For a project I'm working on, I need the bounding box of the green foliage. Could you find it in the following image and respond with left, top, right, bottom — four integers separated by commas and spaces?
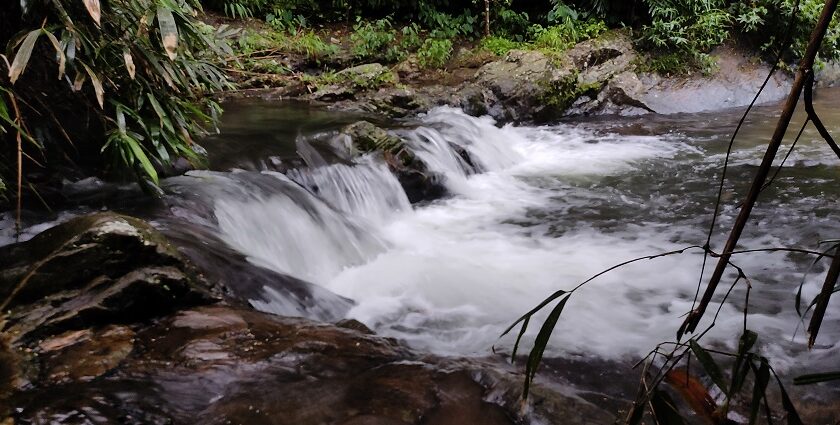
637, 0, 731, 74
419, 3, 480, 39
480, 36, 524, 56
636, 0, 840, 74
417, 38, 453, 68
494, 7, 531, 41
351, 18, 397, 60
530, 19, 607, 51
400, 23, 424, 51
293, 30, 340, 61
1, 0, 230, 192
349, 18, 425, 63
734, 0, 840, 64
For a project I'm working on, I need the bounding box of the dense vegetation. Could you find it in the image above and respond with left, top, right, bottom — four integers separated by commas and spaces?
0, 0, 230, 207
1, 0, 838, 204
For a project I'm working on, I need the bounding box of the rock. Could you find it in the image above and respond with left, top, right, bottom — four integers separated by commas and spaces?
365, 87, 430, 118
473, 49, 574, 122
341, 121, 404, 154
628, 46, 791, 114
395, 54, 422, 80
38, 325, 135, 385
0, 213, 219, 344
340, 121, 447, 203
470, 37, 639, 123
336, 63, 399, 88
2, 305, 615, 425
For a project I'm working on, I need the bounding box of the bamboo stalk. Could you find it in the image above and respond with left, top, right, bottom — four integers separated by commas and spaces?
681, 0, 840, 336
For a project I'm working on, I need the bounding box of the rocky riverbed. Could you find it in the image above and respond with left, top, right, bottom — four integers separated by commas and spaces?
0, 213, 628, 424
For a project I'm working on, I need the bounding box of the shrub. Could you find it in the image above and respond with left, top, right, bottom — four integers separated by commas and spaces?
530, 19, 607, 51
417, 38, 453, 68
351, 18, 398, 60
480, 36, 524, 56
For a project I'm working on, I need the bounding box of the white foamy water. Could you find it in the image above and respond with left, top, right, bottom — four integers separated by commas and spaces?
181, 107, 840, 367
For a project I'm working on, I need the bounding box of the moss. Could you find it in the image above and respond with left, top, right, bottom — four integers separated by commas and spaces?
536, 73, 604, 119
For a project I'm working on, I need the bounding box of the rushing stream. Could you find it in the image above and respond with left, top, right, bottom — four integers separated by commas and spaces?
4, 90, 840, 375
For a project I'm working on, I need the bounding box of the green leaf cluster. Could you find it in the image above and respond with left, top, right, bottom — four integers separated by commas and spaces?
1, 0, 231, 196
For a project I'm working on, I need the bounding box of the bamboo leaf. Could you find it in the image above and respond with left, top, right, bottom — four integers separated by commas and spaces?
749, 361, 770, 425
793, 371, 840, 385
157, 6, 179, 60
523, 294, 570, 398
9, 29, 42, 84
73, 71, 87, 91
123, 49, 136, 80
501, 290, 566, 338
730, 330, 757, 394
0, 93, 9, 123
774, 372, 803, 425
80, 63, 104, 108
82, 0, 101, 25
116, 108, 127, 135
510, 315, 530, 363
125, 136, 159, 184
689, 340, 728, 396
41, 30, 67, 80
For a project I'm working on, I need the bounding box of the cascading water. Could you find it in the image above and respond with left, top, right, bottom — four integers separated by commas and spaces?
186, 106, 839, 371
6, 102, 838, 371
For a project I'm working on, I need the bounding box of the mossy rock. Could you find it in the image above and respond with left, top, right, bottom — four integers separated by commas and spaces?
340, 121, 404, 156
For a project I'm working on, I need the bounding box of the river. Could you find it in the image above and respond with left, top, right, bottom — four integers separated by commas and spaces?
2, 89, 840, 379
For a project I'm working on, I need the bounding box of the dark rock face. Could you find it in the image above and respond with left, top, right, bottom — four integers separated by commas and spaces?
1, 304, 630, 425
0, 213, 219, 345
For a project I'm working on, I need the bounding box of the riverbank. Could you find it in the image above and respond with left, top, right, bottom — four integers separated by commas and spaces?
211, 14, 806, 124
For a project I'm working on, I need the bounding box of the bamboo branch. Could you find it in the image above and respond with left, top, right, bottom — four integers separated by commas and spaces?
680, 0, 840, 338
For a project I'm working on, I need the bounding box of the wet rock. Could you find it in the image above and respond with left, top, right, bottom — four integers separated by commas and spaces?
0, 213, 219, 344
4, 306, 564, 425
473, 49, 574, 122
365, 88, 430, 118
341, 121, 404, 154
335, 318, 375, 335
634, 46, 791, 114
469, 34, 642, 123
340, 121, 447, 203
39, 325, 135, 385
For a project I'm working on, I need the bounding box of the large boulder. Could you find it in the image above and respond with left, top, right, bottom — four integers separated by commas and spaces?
2, 305, 617, 424
0, 213, 219, 344
473, 49, 576, 122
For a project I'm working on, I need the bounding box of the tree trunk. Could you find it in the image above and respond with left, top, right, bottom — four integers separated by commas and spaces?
484, 0, 490, 37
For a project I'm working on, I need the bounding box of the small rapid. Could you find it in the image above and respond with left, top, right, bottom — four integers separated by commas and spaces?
5, 100, 838, 371
176, 105, 840, 370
